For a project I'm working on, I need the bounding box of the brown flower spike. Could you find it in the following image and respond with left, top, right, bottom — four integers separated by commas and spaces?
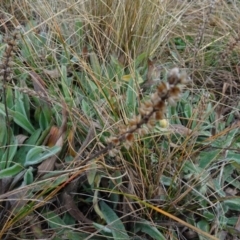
0, 31, 19, 83
107, 67, 188, 157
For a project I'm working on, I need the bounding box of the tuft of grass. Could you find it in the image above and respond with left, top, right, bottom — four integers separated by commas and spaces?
1, 0, 240, 239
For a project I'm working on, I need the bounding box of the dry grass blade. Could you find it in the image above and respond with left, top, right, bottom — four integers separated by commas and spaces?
37, 103, 67, 177
1, 0, 240, 238
105, 190, 219, 240
77, 125, 96, 156
29, 71, 48, 95
62, 191, 92, 224
169, 123, 195, 136
42, 68, 62, 79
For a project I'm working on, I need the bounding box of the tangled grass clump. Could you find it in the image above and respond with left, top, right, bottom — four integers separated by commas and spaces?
1, 0, 240, 239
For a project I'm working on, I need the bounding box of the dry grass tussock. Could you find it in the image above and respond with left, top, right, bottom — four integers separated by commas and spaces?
0, 0, 240, 239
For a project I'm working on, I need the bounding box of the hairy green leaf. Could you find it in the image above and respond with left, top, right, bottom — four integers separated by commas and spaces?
126, 79, 137, 113
100, 201, 129, 240
14, 128, 42, 166
42, 211, 65, 234
0, 163, 23, 179
197, 220, 210, 240
24, 145, 61, 167
13, 111, 35, 134
0, 116, 7, 146
223, 198, 240, 211
1, 136, 18, 168
199, 149, 221, 168
86, 160, 98, 185
65, 230, 107, 240
226, 151, 240, 164
134, 220, 166, 240
6, 87, 14, 109
90, 52, 101, 76
93, 174, 105, 220
23, 167, 34, 185
61, 65, 71, 98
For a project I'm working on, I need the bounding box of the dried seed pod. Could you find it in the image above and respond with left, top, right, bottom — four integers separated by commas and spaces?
125, 133, 134, 141
137, 127, 148, 136
157, 82, 168, 97
155, 111, 164, 120
106, 137, 119, 146
168, 97, 177, 106
109, 148, 119, 157
151, 92, 160, 104
139, 107, 147, 116
153, 100, 165, 111
169, 86, 181, 98
8, 40, 17, 46
167, 67, 180, 85
128, 115, 141, 126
